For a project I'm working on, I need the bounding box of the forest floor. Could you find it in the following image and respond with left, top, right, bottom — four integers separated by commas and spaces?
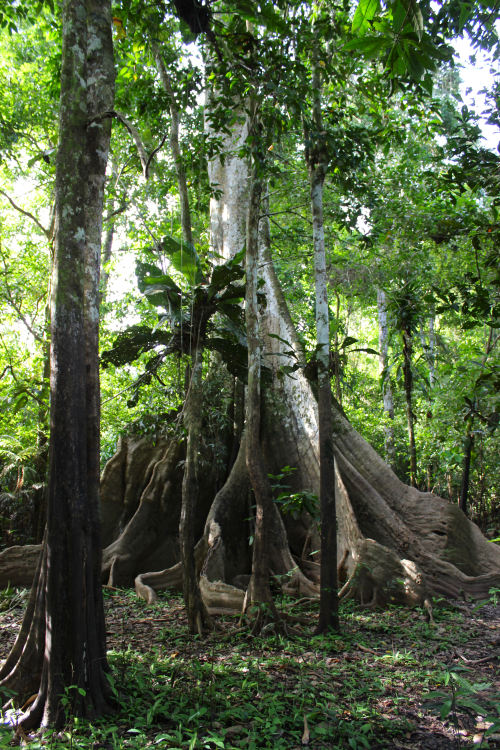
0, 587, 499, 749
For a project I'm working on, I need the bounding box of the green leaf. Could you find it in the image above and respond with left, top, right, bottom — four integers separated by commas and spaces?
341, 336, 359, 349
136, 262, 183, 311
352, 0, 381, 33
161, 235, 204, 285
209, 260, 244, 296
343, 35, 388, 58
440, 699, 453, 719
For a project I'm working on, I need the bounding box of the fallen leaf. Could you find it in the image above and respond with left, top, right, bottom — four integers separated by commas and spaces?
225, 725, 246, 737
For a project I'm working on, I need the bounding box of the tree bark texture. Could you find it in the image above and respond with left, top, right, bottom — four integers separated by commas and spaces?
244, 153, 280, 630
307, 61, 339, 632
181, 348, 212, 632
0, 0, 115, 728
377, 289, 396, 468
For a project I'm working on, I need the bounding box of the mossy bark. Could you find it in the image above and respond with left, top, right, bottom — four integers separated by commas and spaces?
0, 0, 115, 728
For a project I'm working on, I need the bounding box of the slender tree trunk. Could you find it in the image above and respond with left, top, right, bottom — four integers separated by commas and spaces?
459, 419, 474, 517
154, 47, 193, 246
402, 327, 417, 487
245, 143, 279, 632
181, 346, 212, 633
306, 61, 338, 633
377, 289, 396, 468
421, 315, 435, 491
332, 292, 342, 405
0, 0, 114, 728
155, 42, 210, 630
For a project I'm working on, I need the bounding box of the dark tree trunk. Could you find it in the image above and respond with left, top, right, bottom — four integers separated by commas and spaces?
306, 59, 339, 633
0, 0, 115, 728
245, 153, 280, 632
181, 348, 212, 633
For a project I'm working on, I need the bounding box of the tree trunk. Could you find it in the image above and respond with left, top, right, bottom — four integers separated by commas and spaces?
459, 420, 474, 517
181, 348, 212, 633
420, 315, 436, 491
245, 144, 280, 632
377, 289, 396, 468
306, 60, 338, 633
155, 42, 210, 631
0, 0, 115, 728
402, 327, 417, 487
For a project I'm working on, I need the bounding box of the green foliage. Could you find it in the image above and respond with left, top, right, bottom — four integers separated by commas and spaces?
3, 592, 492, 748
102, 244, 253, 391
425, 668, 500, 741
0, 0, 498, 540
268, 466, 319, 519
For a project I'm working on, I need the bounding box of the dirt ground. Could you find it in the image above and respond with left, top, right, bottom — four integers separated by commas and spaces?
0, 588, 499, 749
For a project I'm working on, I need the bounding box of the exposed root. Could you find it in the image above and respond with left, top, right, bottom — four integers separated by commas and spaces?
134, 562, 183, 603
199, 574, 245, 614
0, 545, 41, 588
337, 539, 429, 609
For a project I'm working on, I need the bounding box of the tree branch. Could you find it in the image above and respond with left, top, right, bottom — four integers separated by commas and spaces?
0, 190, 50, 238
88, 111, 166, 179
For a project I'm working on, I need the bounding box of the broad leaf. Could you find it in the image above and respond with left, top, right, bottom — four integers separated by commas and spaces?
352, 0, 380, 33
161, 235, 204, 285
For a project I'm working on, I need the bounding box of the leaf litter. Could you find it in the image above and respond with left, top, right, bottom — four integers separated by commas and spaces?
0, 588, 498, 748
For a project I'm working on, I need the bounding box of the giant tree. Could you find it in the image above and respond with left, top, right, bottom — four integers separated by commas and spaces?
1, 0, 499, 622
81, 0, 500, 611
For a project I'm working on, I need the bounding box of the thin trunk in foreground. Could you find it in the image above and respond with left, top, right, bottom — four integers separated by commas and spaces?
306, 60, 339, 633
377, 289, 396, 469
402, 326, 417, 487
245, 138, 280, 633
181, 346, 213, 633
155, 41, 210, 631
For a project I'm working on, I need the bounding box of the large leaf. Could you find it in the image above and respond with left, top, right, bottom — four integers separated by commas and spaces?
206, 336, 248, 381
136, 261, 183, 312
209, 262, 245, 297
352, 0, 380, 33
160, 235, 204, 286
342, 35, 389, 57
101, 325, 172, 369
391, 0, 423, 40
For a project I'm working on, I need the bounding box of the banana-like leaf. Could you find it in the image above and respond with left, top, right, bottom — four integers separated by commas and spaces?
161, 235, 205, 286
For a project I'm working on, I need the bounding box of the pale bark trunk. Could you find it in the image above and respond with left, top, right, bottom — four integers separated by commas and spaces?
420, 315, 436, 491
402, 328, 417, 487
206, 95, 249, 262
459, 421, 474, 517
377, 289, 396, 468
307, 61, 338, 632
154, 47, 193, 246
